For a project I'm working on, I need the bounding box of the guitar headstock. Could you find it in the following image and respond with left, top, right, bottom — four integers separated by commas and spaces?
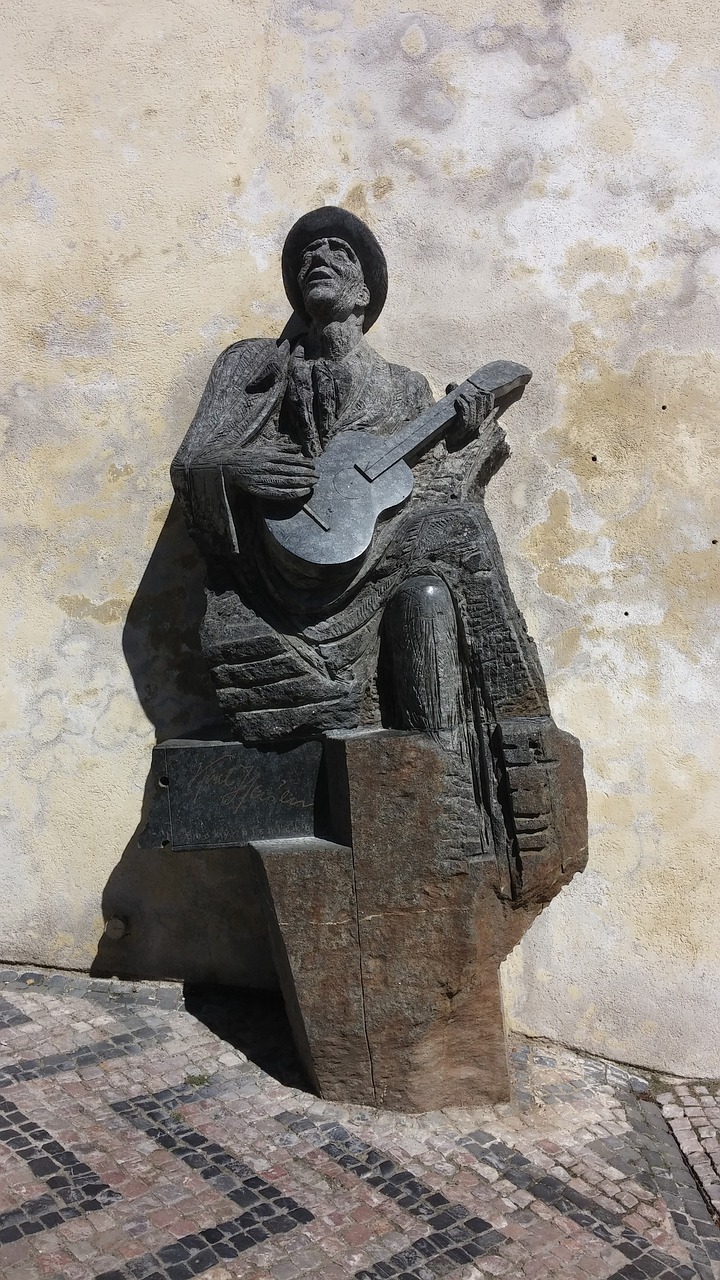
467, 360, 532, 400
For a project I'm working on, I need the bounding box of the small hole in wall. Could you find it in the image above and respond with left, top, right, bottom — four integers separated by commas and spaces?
591, 454, 597, 462
713, 539, 718, 545
661, 404, 667, 410
159, 775, 169, 787
624, 611, 629, 617
161, 839, 170, 848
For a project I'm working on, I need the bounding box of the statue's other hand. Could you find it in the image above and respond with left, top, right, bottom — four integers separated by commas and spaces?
445, 386, 491, 452
226, 443, 318, 501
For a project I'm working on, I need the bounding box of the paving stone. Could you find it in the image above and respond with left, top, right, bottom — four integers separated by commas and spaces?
0, 967, 718, 1279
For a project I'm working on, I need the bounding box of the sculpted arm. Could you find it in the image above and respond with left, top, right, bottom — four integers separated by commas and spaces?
173, 340, 318, 508
225, 442, 317, 501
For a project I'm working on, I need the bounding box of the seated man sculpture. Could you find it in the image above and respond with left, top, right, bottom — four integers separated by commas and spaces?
171, 206, 585, 907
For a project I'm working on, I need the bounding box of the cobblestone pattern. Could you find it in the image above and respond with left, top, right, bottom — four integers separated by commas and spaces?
0, 999, 31, 1031
659, 1087, 720, 1224
0, 965, 718, 1280
461, 1128, 699, 1280
94, 1084, 314, 1278
278, 1114, 507, 1274
0, 1091, 121, 1247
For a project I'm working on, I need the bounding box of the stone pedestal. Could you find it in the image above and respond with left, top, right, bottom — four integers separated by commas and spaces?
141, 725, 586, 1110
250, 837, 372, 1102
252, 729, 576, 1110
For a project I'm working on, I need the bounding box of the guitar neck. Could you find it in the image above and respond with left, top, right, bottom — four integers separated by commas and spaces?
357, 359, 531, 483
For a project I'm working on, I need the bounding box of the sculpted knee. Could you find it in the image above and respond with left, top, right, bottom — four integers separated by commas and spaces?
386, 574, 455, 630
380, 575, 463, 738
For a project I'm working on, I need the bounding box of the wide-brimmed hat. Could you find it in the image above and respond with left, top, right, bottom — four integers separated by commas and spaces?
281, 205, 388, 332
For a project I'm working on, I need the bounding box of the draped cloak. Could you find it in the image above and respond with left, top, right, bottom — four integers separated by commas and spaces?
171, 333, 550, 745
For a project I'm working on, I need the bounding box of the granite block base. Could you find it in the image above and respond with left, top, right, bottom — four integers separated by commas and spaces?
140, 727, 585, 1110
252, 730, 549, 1110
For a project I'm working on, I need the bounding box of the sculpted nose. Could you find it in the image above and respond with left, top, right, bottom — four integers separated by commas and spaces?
306, 240, 333, 268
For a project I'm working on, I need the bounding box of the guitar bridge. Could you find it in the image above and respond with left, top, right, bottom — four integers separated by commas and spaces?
303, 503, 331, 532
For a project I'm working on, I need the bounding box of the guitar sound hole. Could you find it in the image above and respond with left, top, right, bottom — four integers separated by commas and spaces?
333, 467, 366, 497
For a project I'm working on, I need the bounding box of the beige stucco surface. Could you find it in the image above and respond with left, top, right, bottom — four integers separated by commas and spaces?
1, 0, 718, 1073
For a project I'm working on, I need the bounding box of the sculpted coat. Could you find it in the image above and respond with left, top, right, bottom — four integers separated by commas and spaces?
171, 332, 549, 742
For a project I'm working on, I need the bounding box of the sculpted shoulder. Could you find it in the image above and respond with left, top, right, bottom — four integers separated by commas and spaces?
209, 336, 286, 389
388, 360, 435, 415
172, 337, 291, 474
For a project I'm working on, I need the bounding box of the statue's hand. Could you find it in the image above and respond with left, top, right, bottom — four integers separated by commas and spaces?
445, 385, 492, 452
226, 443, 318, 501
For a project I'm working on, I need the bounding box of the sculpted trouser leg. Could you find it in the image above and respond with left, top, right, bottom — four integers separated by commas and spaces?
380, 575, 466, 752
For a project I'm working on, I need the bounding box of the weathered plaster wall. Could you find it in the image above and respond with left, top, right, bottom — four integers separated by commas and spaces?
1, 0, 718, 1072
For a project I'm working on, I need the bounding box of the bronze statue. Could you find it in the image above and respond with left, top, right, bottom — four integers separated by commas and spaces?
171, 205, 585, 908
151, 206, 588, 1106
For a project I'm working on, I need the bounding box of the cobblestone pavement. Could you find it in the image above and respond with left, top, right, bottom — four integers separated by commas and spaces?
658, 1089, 720, 1220
0, 968, 718, 1280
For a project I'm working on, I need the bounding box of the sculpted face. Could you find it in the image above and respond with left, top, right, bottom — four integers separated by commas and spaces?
297, 236, 370, 324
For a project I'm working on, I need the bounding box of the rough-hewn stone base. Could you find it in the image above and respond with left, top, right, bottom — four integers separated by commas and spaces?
252, 729, 580, 1110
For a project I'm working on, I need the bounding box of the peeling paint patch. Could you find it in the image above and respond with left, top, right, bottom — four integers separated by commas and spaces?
27, 176, 58, 224
57, 596, 129, 625
42, 309, 114, 360
519, 80, 571, 118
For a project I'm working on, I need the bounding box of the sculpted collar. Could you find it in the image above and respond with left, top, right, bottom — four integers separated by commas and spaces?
284, 339, 381, 455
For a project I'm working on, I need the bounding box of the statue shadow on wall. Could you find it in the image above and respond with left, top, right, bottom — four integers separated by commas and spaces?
91, 500, 303, 1087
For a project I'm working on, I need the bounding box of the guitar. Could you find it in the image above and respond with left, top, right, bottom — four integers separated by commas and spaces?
263, 359, 531, 579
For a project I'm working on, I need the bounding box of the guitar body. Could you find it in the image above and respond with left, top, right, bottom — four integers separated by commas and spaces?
264, 430, 414, 576
262, 359, 531, 582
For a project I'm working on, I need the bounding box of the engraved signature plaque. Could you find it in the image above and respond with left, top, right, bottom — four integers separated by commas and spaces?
139, 738, 323, 851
